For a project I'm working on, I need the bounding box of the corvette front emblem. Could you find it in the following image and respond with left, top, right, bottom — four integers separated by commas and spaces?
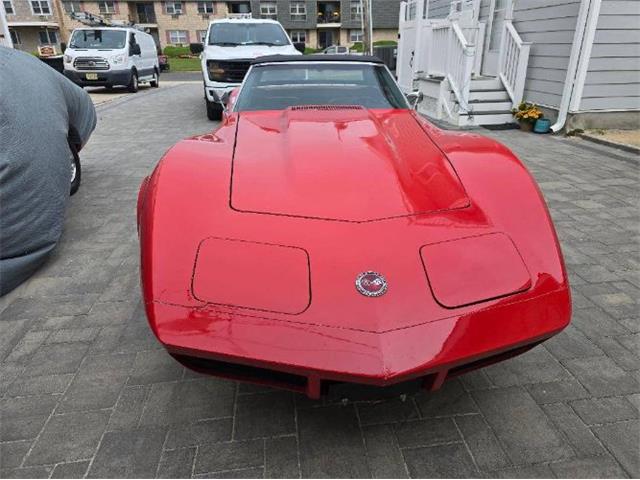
355, 271, 388, 297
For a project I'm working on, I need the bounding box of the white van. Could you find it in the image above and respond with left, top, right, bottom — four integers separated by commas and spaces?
200, 16, 303, 120
64, 27, 159, 92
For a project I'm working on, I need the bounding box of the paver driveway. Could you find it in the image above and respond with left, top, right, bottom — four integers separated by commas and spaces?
1, 82, 638, 479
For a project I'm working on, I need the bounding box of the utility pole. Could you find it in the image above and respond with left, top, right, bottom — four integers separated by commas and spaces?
361, 0, 373, 55
0, 0, 14, 48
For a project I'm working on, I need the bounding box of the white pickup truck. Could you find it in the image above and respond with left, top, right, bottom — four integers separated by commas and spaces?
198, 15, 304, 120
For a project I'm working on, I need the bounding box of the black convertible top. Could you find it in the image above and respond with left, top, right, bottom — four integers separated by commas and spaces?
251, 54, 383, 65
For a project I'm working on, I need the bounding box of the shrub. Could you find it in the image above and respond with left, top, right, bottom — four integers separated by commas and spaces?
304, 47, 320, 54
163, 45, 190, 57
374, 40, 397, 46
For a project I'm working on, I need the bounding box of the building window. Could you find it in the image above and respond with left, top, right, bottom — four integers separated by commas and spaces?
350, 0, 362, 21
31, 0, 51, 14
259, 1, 277, 18
168, 29, 187, 44
290, 1, 306, 21
63, 1, 81, 13
197, 29, 206, 43
165, 1, 182, 14
289, 30, 306, 43
3, 0, 14, 14
9, 29, 20, 44
38, 29, 58, 44
98, 0, 115, 13
197, 1, 213, 14
349, 29, 363, 42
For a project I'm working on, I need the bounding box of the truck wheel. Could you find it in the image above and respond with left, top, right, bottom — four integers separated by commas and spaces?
127, 71, 139, 93
70, 153, 81, 196
206, 98, 223, 121
150, 70, 159, 88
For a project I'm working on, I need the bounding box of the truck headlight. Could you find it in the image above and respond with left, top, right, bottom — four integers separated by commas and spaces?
111, 53, 125, 65
207, 61, 225, 81
64, 55, 72, 63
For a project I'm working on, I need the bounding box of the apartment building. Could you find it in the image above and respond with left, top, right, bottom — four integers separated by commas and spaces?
247, 0, 401, 49
2, 0, 65, 52
1, 0, 400, 52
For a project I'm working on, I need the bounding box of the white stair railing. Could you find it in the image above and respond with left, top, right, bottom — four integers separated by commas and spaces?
497, 21, 531, 108
446, 21, 476, 113
428, 22, 450, 77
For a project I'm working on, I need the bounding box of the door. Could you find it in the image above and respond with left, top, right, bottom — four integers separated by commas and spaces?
481, 0, 510, 76
318, 31, 334, 49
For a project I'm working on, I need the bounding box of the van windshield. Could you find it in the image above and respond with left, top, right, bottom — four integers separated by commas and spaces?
208, 23, 289, 46
69, 30, 126, 49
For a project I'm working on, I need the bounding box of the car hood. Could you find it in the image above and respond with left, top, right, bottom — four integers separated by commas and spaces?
203, 44, 300, 60
230, 107, 470, 222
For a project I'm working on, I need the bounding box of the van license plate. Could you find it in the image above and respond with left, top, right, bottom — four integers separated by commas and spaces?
85, 73, 98, 80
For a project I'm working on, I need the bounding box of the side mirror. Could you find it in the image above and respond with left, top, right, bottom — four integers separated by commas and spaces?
293, 42, 305, 54
190, 42, 204, 54
130, 44, 141, 56
406, 90, 423, 109
218, 90, 231, 112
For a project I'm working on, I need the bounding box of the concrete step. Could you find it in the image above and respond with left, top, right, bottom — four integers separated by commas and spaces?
469, 90, 510, 102
469, 77, 502, 91
466, 101, 513, 113
457, 111, 515, 126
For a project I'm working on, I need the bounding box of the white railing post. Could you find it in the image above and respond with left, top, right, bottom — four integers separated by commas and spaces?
513, 41, 531, 105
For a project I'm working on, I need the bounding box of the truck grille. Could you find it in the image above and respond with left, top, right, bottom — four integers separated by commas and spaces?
208, 59, 250, 83
73, 57, 110, 71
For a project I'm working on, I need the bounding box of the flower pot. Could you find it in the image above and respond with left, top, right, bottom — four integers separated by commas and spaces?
518, 121, 535, 132
534, 118, 551, 133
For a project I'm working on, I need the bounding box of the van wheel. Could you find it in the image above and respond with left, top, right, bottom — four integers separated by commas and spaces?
206, 98, 222, 121
70, 153, 81, 196
150, 70, 159, 88
127, 71, 139, 93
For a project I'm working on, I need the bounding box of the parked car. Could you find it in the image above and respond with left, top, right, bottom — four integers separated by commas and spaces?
63, 27, 159, 92
137, 55, 571, 399
197, 16, 303, 121
322, 45, 349, 54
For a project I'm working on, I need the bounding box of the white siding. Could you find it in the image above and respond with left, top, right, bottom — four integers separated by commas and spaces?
427, 0, 451, 18
513, 0, 582, 109
580, 0, 640, 111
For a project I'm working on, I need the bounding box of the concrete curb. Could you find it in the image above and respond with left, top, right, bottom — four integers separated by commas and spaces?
577, 132, 640, 155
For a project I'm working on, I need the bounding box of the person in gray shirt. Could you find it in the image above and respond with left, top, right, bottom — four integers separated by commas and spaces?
0, 46, 97, 296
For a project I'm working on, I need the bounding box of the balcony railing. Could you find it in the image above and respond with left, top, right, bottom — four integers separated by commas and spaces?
317, 13, 340, 23
137, 12, 156, 23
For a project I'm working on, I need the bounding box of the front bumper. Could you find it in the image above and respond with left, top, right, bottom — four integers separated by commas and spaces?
146, 287, 571, 398
203, 81, 239, 102
64, 69, 132, 87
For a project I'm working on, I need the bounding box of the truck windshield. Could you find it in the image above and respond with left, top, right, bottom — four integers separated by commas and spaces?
69, 30, 126, 49
235, 63, 409, 111
208, 23, 289, 46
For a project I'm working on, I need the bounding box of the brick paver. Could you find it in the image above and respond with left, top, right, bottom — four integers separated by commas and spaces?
1, 83, 638, 478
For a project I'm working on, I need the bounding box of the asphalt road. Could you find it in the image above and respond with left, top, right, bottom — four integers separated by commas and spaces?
0, 82, 638, 478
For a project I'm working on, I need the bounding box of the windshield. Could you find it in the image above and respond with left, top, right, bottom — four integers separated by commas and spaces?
69, 30, 126, 49
208, 23, 289, 46
235, 63, 409, 111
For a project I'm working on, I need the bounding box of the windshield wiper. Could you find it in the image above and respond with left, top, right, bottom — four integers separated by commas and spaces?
210, 42, 240, 46
242, 41, 281, 46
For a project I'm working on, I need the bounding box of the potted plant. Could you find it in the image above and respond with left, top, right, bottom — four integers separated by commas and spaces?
512, 101, 543, 132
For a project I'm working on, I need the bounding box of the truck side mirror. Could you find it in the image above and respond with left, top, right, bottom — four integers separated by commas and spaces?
293, 42, 305, 54
406, 91, 423, 109
190, 42, 204, 55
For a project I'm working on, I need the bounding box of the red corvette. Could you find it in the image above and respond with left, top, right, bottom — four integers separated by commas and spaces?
137, 56, 571, 399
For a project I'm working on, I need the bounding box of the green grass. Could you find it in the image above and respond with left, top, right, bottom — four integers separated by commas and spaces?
168, 57, 201, 71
